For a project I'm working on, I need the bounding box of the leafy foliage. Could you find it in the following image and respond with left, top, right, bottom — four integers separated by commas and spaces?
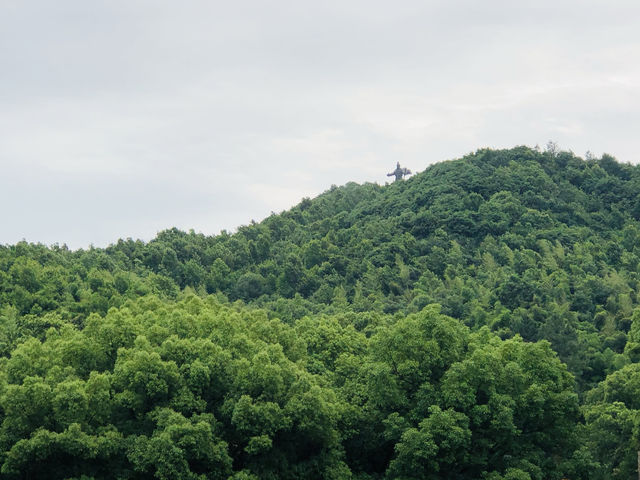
2, 146, 640, 477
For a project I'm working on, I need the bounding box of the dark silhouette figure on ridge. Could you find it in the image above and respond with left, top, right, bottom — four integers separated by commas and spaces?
388, 162, 411, 181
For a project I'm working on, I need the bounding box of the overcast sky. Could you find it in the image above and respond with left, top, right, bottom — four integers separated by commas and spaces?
1, 0, 639, 248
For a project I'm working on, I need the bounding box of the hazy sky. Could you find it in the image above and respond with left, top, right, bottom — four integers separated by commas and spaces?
2, 0, 639, 248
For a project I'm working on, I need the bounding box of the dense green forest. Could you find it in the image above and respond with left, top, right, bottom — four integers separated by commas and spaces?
2, 146, 640, 478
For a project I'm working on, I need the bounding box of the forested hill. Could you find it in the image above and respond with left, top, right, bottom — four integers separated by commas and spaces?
2, 146, 640, 478
4, 146, 640, 380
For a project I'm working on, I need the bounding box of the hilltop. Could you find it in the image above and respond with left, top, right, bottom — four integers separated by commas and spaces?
4, 147, 640, 380
2, 146, 640, 478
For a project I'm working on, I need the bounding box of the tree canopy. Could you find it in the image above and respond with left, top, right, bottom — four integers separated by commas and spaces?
2, 145, 640, 478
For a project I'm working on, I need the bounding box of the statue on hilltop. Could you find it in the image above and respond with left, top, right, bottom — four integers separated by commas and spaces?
387, 162, 411, 181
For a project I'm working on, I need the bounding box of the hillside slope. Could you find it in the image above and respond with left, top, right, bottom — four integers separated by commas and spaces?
2, 146, 640, 478
4, 147, 640, 384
